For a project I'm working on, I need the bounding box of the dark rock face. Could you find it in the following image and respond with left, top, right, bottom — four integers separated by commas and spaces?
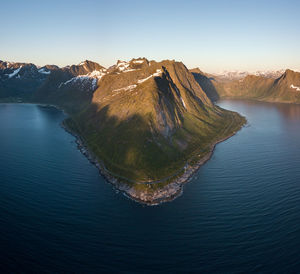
190, 68, 220, 102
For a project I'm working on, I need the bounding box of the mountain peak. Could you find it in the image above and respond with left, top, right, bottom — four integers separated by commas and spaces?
78, 60, 100, 66
277, 69, 300, 86
109, 58, 151, 73
189, 67, 204, 75
280, 69, 300, 79
284, 69, 296, 76
65, 60, 105, 76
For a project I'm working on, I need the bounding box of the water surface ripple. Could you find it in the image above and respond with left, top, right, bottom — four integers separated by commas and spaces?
0, 101, 300, 273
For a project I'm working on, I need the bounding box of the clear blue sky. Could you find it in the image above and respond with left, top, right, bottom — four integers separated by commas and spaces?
1, 0, 299, 72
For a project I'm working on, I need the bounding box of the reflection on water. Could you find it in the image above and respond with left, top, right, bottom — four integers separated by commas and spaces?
219, 98, 300, 120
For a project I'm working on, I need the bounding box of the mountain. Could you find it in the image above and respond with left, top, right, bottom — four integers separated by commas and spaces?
191, 68, 300, 104
0, 61, 53, 100
253, 70, 285, 78
33, 60, 107, 112
0, 59, 106, 106
267, 69, 300, 103
209, 69, 285, 81
65, 58, 245, 203
210, 70, 249, 81
0, 58, 245, 204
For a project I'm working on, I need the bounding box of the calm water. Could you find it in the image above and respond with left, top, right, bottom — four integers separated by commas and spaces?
0, 101, 300, 273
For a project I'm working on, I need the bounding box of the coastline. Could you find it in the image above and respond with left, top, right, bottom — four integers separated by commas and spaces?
218, 96, 300, 105
0, 101, 246, 205
0, 102, 68, 116
61, 117, 247, 206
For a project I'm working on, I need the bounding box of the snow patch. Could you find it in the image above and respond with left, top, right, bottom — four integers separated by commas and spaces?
153, 69, 162, 77
123, 69, 136, 73
180, 97, 186, 109
88, 69, 107, 78
59, 69, 106, 90
38, 68, 51, 75
137, 69, 162, 84
59, 75, 98, 90
290, 84, 300, 91
113, 84, 137, 93
6, 66, 22, 78
133, 60, 144, 64
115, 60, 143, 72
137, 75, 153, 84
116, 61, 130, 72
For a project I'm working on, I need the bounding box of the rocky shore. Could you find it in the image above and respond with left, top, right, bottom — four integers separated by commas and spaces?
62, 119, 246, 206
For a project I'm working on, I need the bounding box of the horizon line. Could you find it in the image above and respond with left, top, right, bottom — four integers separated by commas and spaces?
1, 57, 299, 74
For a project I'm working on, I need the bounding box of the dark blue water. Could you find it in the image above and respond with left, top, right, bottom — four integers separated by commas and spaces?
0, 101, 300, 273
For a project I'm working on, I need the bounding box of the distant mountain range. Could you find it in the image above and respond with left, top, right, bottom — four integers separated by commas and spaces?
208, 70, 286, 81
0, 58, 245, 204
191, 68, 300, 104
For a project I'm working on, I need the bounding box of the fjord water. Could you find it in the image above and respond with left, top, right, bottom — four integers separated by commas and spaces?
0, 101, 300, 273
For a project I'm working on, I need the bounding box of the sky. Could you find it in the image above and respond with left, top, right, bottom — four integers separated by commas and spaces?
1, 0, 300, 73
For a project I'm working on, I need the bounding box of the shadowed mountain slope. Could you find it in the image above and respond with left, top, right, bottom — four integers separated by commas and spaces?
190, 68, 220, 102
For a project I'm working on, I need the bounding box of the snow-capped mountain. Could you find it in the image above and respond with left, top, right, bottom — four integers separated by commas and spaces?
0, 61, 52, 80
0, 59, 111, 100
212, 69, 286, 80
212, 71, 249, 80
0, 61, 56, 98
58, 61, 107, 92
107, 58, 149, 73
253, 70, 285, 78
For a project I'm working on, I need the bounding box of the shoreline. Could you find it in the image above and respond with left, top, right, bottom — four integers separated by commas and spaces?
218, 96, 300, 105
0, 101, 246, 205
61, 118, 247, 206
0, 102, 68, 116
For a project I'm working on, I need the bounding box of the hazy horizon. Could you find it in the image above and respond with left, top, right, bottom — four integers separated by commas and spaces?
1, 0, 300, 73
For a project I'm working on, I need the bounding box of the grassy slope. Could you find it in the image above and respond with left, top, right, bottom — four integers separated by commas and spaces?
66, 105, 244, 188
